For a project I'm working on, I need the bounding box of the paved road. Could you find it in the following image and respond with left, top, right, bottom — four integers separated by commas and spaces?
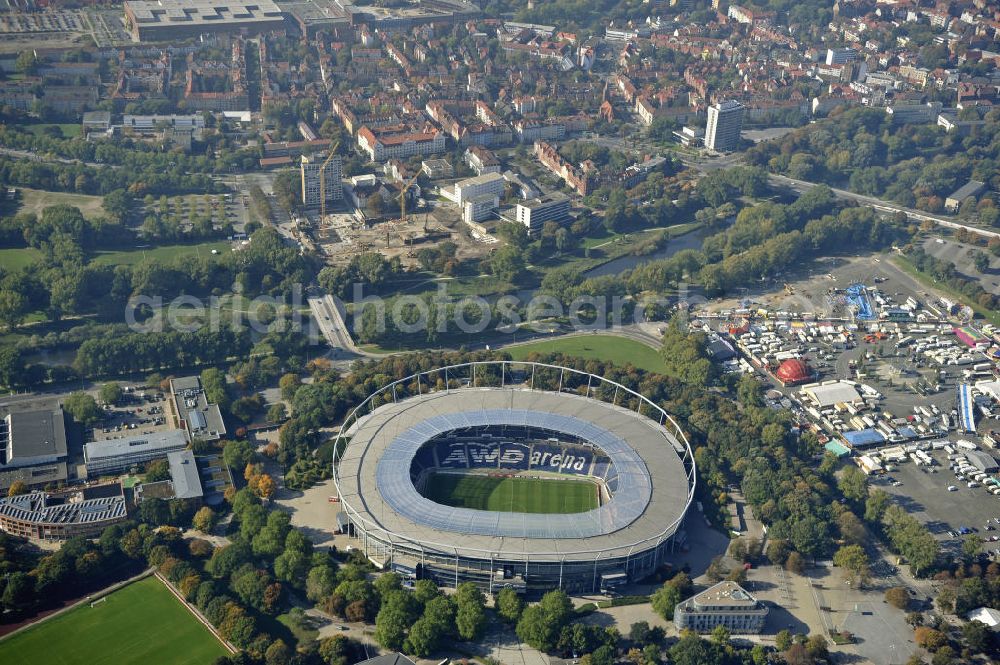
578, 132, 999, 241
767, 173, 1000, 240
307, 294, 379, 360
922, 236, 1000, 295
0, 146, 114, 170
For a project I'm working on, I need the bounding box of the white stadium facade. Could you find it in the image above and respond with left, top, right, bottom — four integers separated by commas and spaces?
332, 362, 696, 594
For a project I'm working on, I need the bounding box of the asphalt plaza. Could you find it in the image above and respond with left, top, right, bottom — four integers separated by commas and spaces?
874, 448, 1000, 558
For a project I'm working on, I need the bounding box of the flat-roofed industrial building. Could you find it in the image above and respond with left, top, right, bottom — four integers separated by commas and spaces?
170, 376, 227, 441
134, 449, 205, 503
0, 398, 69, 493
124, 1, 285, 42
84, 430, 189, 476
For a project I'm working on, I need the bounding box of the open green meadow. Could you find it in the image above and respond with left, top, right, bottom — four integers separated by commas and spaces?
0, 576, 228, 665
23, 124, 82, 138
507, 334, 667, 374
426, 473, 599, 513
17, 187, 105, 220
0, 247, 44, 271
91, 241, 231, 266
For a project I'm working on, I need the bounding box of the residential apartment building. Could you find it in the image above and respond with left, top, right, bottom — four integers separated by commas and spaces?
674, 581, 769, 634
300, 153, 343, 207
357, 126, 446, 162
465, 146, 502, 175
705, 100, 745, 152
533, 141, 594, 196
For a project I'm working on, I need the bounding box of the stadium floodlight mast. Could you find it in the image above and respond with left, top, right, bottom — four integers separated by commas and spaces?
330, 361, 697, 593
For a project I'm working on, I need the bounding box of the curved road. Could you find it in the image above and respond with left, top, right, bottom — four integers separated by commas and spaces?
767, 173, 1000, 240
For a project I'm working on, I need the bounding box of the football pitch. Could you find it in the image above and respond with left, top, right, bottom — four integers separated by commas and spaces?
0, 576, 228, 665
426, 473, 599, 513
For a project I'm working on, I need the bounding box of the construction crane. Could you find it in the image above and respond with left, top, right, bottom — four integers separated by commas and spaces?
318, 140, 340, 221
388, 172, 421, 248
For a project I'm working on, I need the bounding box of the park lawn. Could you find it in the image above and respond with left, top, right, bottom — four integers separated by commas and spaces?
276, 612, 319, 645
91, 241, 231, 266
581, 229, 625, 249
18, 187, 105, 220
507, 334, 667, 374
426, 473, 599, 513
0, 247, 44, 270
534, 222, 703, 276
0, 575, 228, 665
23, 123, 82, 138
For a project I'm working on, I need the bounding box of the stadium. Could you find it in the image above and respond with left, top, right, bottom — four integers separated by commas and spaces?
333, 361, 696, 594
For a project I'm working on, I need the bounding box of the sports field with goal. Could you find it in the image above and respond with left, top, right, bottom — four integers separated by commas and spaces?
425, 473, 600, 513
0, 576, 228, 665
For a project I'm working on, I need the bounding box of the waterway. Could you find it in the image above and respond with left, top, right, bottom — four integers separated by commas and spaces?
581, 224, 712, 279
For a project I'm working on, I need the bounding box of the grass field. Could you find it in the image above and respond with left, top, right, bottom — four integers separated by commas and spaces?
23, 124, 82, 138
426, 473, 599, 513
0, 576, 228, 665
507, 334, 667, 374
0, 247, 44, 270
91, 241, 231, 266
17, 187, 105, 220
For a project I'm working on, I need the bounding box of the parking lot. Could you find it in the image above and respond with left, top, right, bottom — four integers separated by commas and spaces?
0, 10, 85, 33
922, 236, 1000, 296
139, 194, 249, 239
89, 388, 175, 444
875, 448, 1000, 559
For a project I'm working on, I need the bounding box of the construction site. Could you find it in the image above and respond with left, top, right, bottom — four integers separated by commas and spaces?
271, 140, 501, 268
302, 195, 499, 269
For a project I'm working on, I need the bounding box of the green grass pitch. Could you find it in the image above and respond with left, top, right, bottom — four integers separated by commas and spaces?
0, 576, 228, 665
426, 473, 599, 513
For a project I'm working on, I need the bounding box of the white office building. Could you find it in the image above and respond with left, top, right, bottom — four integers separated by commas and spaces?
515, 192, 571, 235
122, 114, 206, 131
674, 581, 769, 634
826, 48, 859, 66
705, 100, 745, 152
84, 430, 189, 476
885, 101, 944, 125
463, 194, 498, 224
453, 172, 505, 206
300, 153, 343, 207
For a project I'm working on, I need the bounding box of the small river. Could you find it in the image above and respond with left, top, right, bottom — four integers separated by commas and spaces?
581, 225, 712, 279
514, 224, 716, 303
24, 347, 77, 367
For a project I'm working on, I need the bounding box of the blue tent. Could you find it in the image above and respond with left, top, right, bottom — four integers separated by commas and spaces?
842, 429, 885, 448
